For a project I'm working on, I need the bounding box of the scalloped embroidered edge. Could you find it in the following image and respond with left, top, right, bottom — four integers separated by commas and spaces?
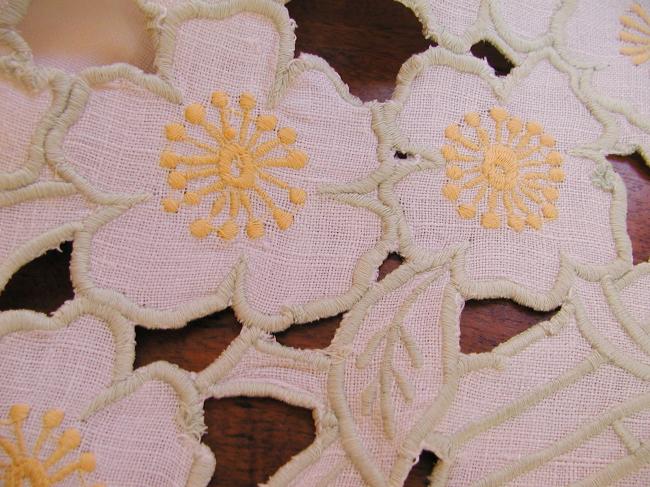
0, 297, 216, 487
82, 361, 216, 487
551, 0, 650, 165
393, 0, 522, 64
393, 0, 650, 166
0, 56, 72, 190
420, 266, 650, 485
375, 45, 632, 311
43, 0, 395, 332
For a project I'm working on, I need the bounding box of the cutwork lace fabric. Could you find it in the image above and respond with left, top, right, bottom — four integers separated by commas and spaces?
0, 0, 649, 486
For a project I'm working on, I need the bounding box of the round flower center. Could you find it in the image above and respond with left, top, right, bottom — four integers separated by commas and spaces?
218, 145, 256, 189
159, 92, 309, 241
441, 107, 565, 232
481, 144, 518, 191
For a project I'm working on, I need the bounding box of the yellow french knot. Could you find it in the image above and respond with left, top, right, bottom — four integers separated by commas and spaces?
0, 404, 104, 487
160, 92, 309, 241
441, 107, 564, 232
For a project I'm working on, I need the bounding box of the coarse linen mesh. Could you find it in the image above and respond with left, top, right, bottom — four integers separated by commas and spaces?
267, 266, 461, 486
435, 323, 595, 436
427, 0, 480, 38
80, 380, 195, 487
60, 11, 383, 318
0, 314, 115, 420
619, 272, 650, 327
624, 410, 650, 444
392, 60, 618, 298
443, 364, 650, 485
0, 77, 50, 177
1, 0, 650, 486
0, 193, 89, 263
577, 279, 650, 368
211, 339, 328, 407
493, 0, 561, 41
286, 441, 367, 487
493, 428, 628, 486
421, 273, 650, 486
0, 306, 205, 487
340, 270, 452, 476
564, 0, 650, 155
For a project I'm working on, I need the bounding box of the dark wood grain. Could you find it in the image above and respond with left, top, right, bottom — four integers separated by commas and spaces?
6, 1, 650, 486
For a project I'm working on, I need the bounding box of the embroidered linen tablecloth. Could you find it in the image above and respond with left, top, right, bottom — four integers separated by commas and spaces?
0, 0, 650, 486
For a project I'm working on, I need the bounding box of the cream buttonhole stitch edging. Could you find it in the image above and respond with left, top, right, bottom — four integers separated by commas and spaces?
0, 298, 216, 487
44, 0, 395, 333
204, 256, 650, 486
552, 0, 650, 164
377, 45, 631, 312
0, 38, 138, 299
0, 0, 649, 486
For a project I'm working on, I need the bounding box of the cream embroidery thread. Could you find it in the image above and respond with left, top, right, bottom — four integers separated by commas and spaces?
619, 3, 650, 65
356, 272, 440, 440
160, 91, 308, 241
441, 107, 565, 232
0, 404, 103, 487
0, 0, 644, 487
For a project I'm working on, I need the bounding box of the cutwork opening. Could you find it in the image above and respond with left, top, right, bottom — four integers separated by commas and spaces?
607, 152, 650, 263
378, 252, 405, 281
18, 0, 155, 72
395, 150, 410, 160
460, 299, 557, 353
287, 0, 431, 101
405, 450, 438, 487
0, 241, 73, 313
204, 397, 315, 486
470, 41, 514, 76
274, 313, 342, 349
135, 309, 241, 371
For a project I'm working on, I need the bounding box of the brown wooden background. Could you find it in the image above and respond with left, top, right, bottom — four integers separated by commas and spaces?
4, 1, 650, 485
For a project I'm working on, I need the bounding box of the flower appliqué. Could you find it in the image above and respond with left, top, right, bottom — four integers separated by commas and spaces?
441, 107, 565, 232
619, 3, 650, 65
160, 92, 309, 241
1, 404, 102, 487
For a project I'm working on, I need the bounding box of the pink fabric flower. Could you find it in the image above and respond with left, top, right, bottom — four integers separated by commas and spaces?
558, 0, 650, 162
0, 45, 103, 296
0, 298, 214, 487
49, 2, 390, 330
381, 46, 631, 310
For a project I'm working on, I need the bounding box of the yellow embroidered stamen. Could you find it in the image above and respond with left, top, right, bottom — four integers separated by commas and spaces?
160, 92, 308, 241
0, 404, 103, 487
619, 3, 650, 64
440, 107, 564, 232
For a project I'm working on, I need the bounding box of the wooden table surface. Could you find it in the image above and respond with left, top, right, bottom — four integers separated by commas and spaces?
4, 0, 650, 485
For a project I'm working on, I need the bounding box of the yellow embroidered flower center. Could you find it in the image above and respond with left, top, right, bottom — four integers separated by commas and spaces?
481, 145, 519, 191
441, 107, 564, 232
0, 404, 103, 487
619, 3, 650, 65
160, 91, 309, 241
